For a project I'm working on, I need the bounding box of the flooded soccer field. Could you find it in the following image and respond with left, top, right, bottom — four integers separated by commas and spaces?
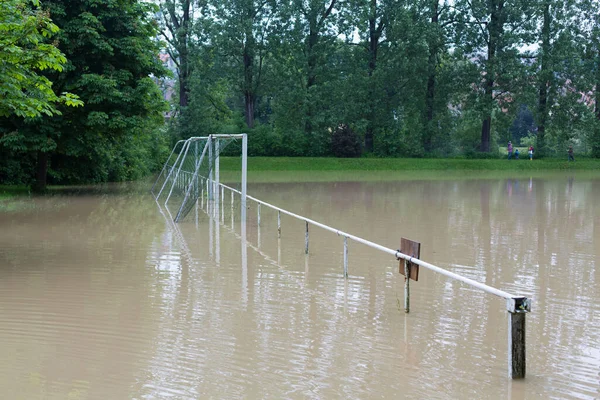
1, 172, 599, 399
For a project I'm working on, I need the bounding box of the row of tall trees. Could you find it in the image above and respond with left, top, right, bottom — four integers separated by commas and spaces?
2, 0, 599, 189
0, 0, 169, 190
161, 0, 600, 157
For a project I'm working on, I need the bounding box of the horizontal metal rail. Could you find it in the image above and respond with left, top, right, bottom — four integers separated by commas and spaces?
216, 182, 520, 301
190, 171, 530, 379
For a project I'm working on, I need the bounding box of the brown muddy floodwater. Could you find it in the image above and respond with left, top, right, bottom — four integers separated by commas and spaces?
1, 173, 600, 399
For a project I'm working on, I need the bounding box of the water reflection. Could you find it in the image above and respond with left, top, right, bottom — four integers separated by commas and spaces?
1, 176, 600, 398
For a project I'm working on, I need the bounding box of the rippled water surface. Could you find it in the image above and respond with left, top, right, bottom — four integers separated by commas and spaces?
1, 174, 600, 399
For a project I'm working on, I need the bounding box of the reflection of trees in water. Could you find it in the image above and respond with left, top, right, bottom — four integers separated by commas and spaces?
131, 178, 599, 394
0, 190, 176, 398
594, 180, 600, 285
252, 177, 596, 276
249, 177, 600, 385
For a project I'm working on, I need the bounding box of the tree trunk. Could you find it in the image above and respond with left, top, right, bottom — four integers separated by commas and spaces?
480, 0, 503, 153
480, 66, 494, 153
33, 151, 48, 193
245, 90, 255, 129
481, 54, 494, 153
243, 3, 256, 130
536, 1, 551, 158
304, 28, 318, 136
593, 49, 600, 157
480, 116, 492, 152
172, 0, 190, 108
365, 0, 380, 153
424, 0, 440, 152
179, 63, 188, 107
243, 39, 255, 129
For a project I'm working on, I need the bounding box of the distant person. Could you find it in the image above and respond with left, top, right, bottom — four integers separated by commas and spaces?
568, 146, 575, 162
507, 141, 513, 159
528, 146, 534, 160
514, 149, 520, 159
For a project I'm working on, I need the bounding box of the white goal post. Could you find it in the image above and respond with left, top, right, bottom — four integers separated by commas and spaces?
151, 134, 247, 222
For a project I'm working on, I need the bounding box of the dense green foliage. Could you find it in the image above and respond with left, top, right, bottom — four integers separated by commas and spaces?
0, 0, 168, 190
161, 0, 600, 158
0, 0, 82, 118
331, 124, 362, 157
2, 0, 599, 191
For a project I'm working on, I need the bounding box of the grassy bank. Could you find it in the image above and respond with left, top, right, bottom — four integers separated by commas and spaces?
0, 185, 32, 212
0, 185, 30, 200
2, 157, 598, 198
0, 182, 144, 203
219, 156, 600, 172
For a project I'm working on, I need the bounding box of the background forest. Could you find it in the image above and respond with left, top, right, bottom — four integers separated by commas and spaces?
2, 0, 600, 189
161, 0, 600, 159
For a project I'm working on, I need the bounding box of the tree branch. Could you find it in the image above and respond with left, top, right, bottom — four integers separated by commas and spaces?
319, 0, 337, 27
166, 47, 180, 69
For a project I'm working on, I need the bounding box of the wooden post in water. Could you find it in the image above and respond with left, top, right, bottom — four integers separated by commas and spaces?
507, 297, 530, 379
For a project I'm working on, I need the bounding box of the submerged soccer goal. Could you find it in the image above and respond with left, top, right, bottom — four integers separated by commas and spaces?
151, 134, 247, 222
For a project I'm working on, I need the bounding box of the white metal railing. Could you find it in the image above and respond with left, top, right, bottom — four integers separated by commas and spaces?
197, 178, 530, 379
216, 182, 518, 297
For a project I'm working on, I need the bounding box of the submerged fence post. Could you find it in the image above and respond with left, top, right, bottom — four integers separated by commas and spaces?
507, 297, 530, 379
343, 236, 348, 278
305, 221, 309, 254
404, 260, 410, 313
257, 203, 262, 248
277, 236, 281, 265
399, 238, 421, 314
277, 211, 281, 238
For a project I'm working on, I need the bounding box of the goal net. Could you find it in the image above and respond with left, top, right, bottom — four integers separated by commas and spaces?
151, 134, 247, 222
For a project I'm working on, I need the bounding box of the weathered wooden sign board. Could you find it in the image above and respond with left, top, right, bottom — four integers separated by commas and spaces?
399, 238, 421, 281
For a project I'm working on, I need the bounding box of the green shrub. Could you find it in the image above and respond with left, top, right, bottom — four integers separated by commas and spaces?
331, 124, 362, 157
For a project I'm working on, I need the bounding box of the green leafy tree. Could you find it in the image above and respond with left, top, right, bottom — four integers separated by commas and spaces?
287, 0, 338, 135
418, 0, 458, 153
8, 0, 168, 191
342, 0, 394, 153
211, 0, 281, 129
158, 0, 194, 110
529, 0, 583, 157
588, 3, 600, 156
265, 0, 342, 154
455, 0, 535, 152
340, 0, 431, 155
0, 0, 82, 118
